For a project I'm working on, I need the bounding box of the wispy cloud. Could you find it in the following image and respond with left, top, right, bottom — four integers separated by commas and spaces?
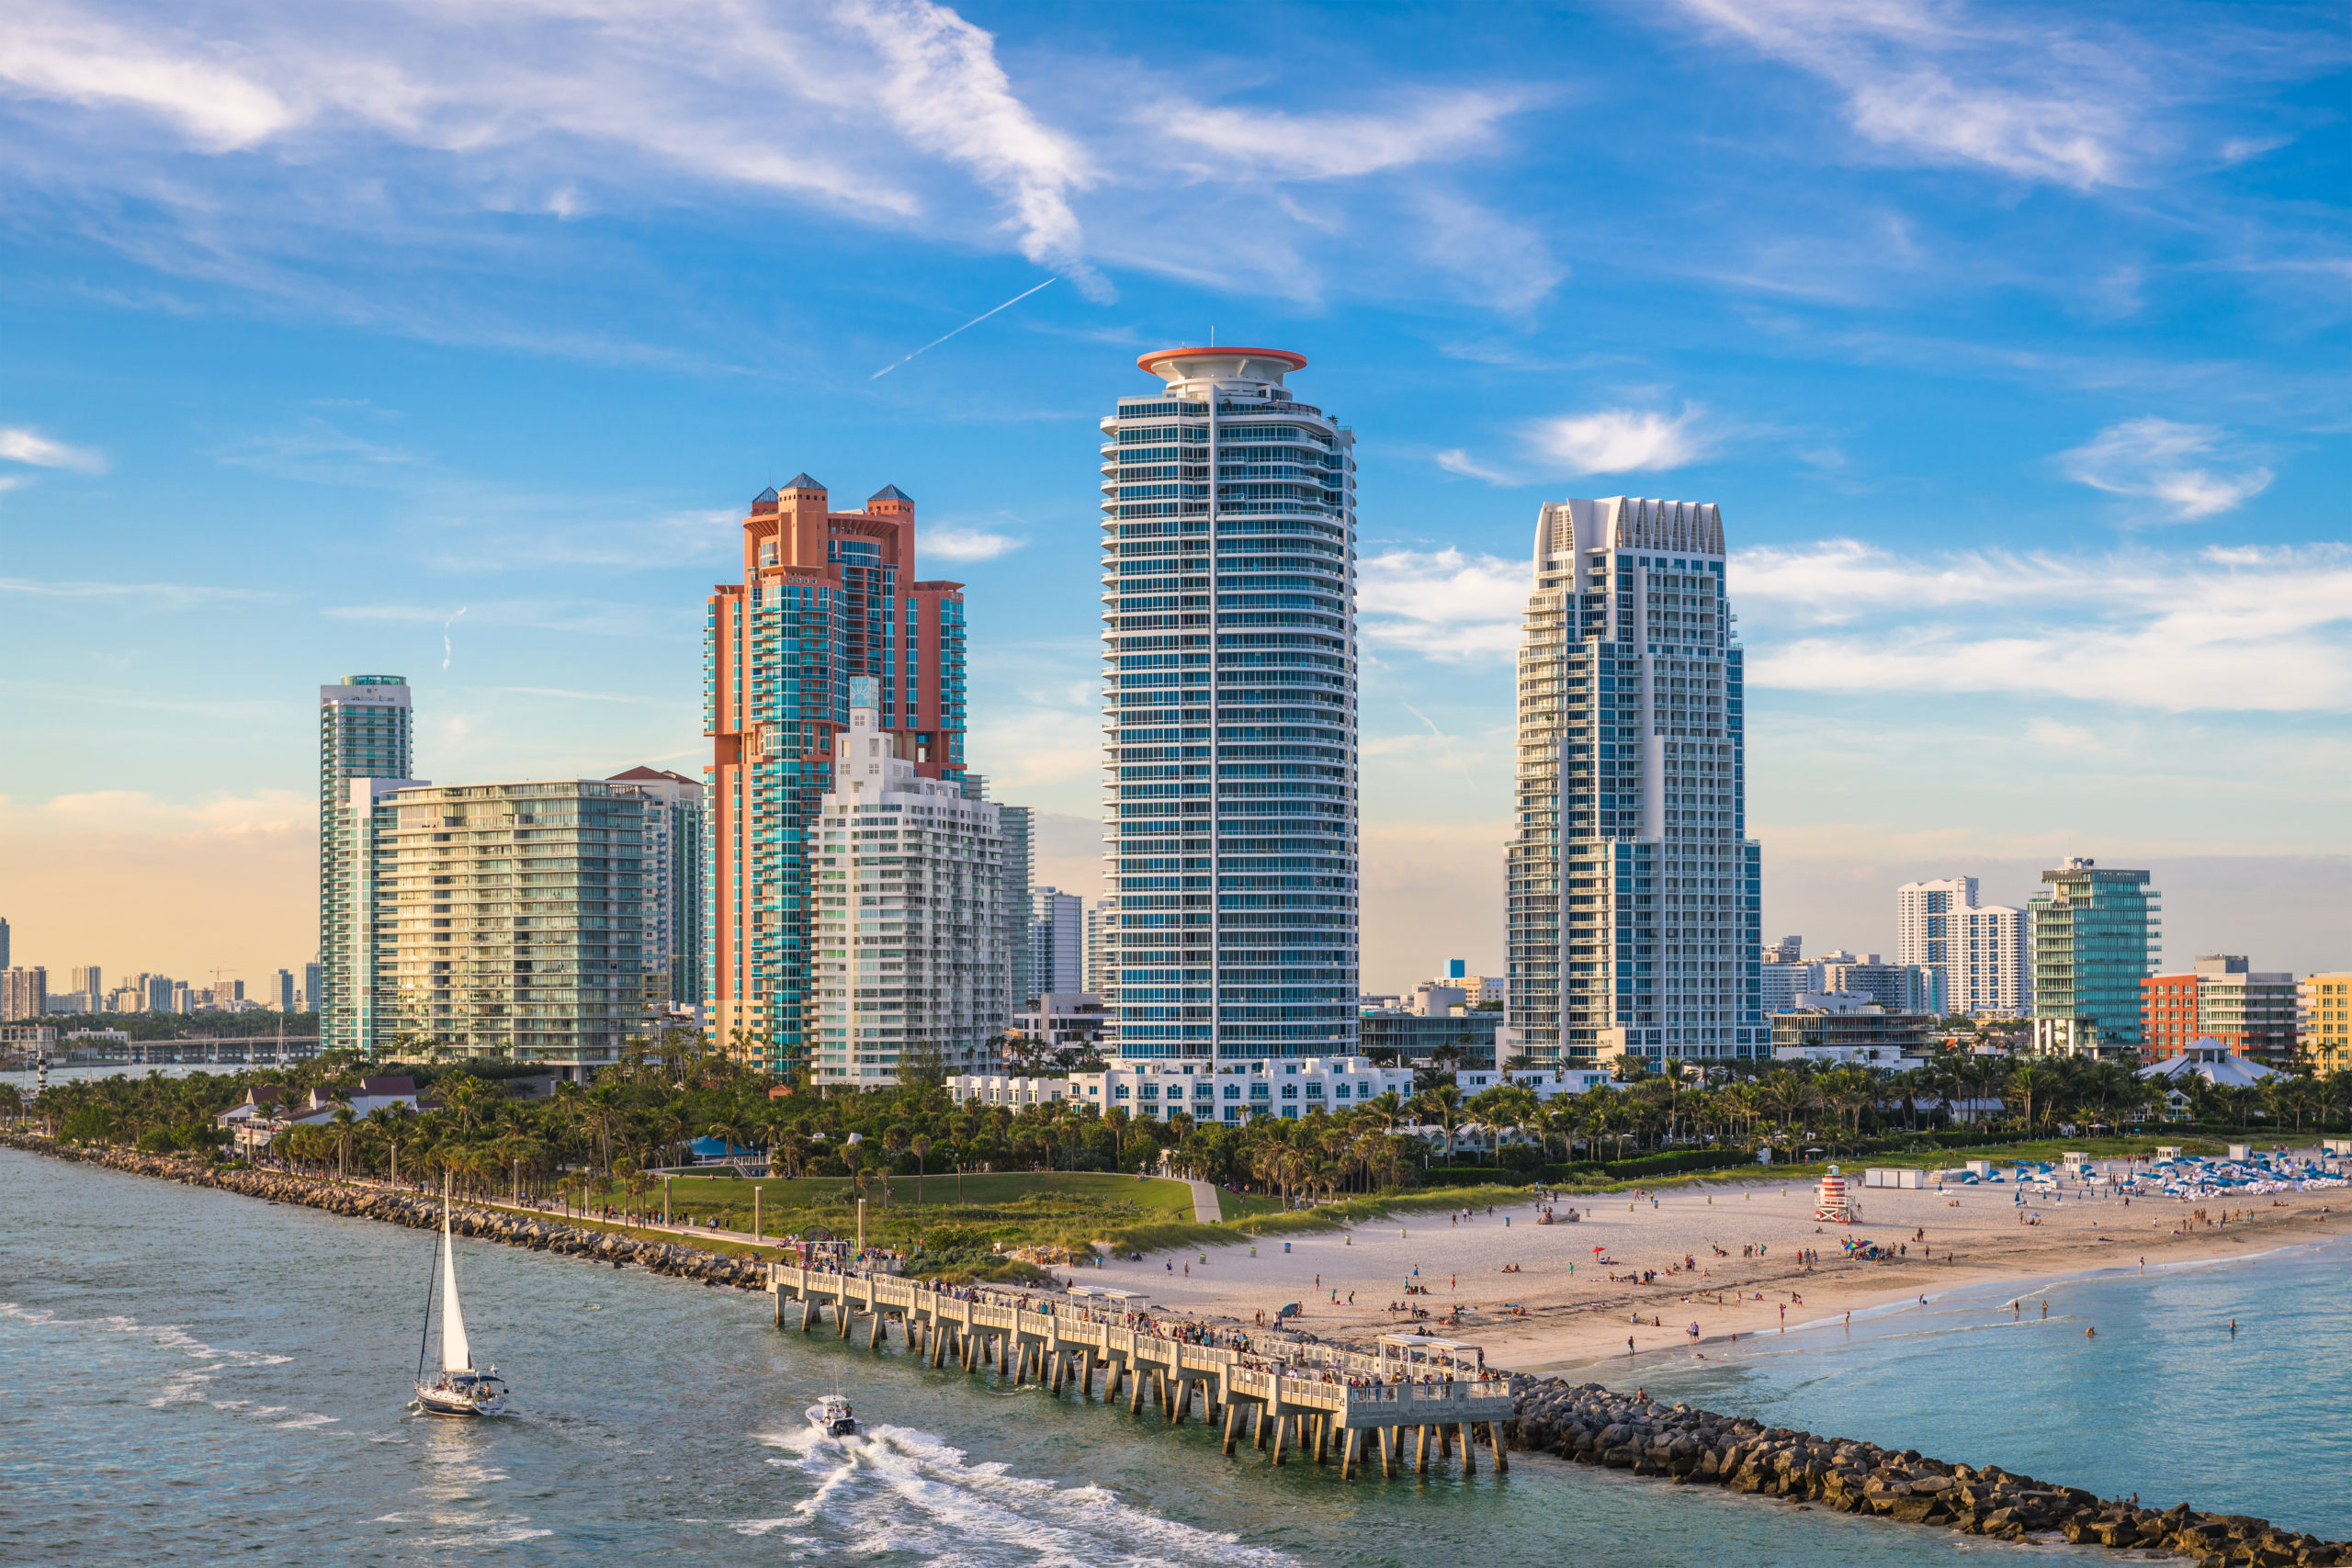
1359, 547, 1526, 662
1736, 539, 2352, 711
1152, 90, 1526, 180
1527, 405, 1710, 474
0, 576, 270, 606
1672, 0, 2149, 187
925, 525, 1025, 562
0, 426, 106, 471
322, 599, 672, 637
2056, 418, 2273, 520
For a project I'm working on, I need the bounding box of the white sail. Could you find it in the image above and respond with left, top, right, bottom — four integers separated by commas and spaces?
439, 1203, 473, 1373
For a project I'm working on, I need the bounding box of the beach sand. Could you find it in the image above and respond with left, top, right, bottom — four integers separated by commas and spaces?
1094, 1160, 2350, 1371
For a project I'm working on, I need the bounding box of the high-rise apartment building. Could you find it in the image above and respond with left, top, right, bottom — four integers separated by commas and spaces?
1897, 876, 2025, 1016
1, 967, 44, 1021
1085, 896, 1118, 999
319, 675, 417, 1053
1100, 347, 1360, 1063
1759, 960, 1823, 1015
705, 479, 968, 1078
1818, 952, 1943, 1015
0, 918, 8, 969
2143, 954, 2297, 1065
70, 964, 101, 1005
1505, 497, 1764, 1066
268, 967, 295, 1010
325, 775, 695, 1073
2029, 859, 2159, 1058
980, 786, 1034, 1026
1030, 887, 1084, 999
302, 961, 322, 1014
145, 975, 173, 1013
1764, 935, 1802, 964
808, 681, 1003, 1086
606, 767, 707, 1012
2300, 973, 2350, 1074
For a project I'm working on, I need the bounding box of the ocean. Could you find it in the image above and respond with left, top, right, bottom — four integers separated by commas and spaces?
4, 1144, 2341, 1566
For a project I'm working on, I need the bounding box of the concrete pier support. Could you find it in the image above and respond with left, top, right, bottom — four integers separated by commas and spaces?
1415, 1423, 1430, 1473
1379, 1426, 1396, 1479
1252, 1404, 1268, 1450
1272, 1413, 1289, 1467
1341, 1427, 1361, 1481
1313, 1414, 1330, 1465
1487, 1421, 1509, 1473
1222, 1402, 1243, 1456
1457, 1422, 1476, 1477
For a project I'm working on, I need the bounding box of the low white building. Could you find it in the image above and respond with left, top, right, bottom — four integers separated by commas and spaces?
943, 1073, 1072, 1111
1061, 1055, 1419, 1124
1453, 1066, 1614, 1100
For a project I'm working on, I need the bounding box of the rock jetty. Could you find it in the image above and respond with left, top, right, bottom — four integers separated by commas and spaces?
2, 1135, 769, 1292
1507, 1378, 2346, 1565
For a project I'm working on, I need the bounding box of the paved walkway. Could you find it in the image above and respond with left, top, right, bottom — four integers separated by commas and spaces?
1185, 1179, 1222, 1224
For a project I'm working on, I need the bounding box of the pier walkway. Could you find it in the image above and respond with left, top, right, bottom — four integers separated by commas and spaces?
767, 1262, 1513, 1480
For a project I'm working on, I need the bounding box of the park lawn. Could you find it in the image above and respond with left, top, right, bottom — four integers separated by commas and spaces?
569, 1169, 1203, 1276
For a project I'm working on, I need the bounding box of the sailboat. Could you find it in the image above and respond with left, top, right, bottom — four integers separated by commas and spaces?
413, 1178, 508, 1416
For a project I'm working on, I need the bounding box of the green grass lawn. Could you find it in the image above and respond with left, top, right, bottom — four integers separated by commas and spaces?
564, 1169, 1203, 1280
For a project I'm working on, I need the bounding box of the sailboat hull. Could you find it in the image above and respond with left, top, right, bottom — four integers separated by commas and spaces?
415, 1380, 507, 1417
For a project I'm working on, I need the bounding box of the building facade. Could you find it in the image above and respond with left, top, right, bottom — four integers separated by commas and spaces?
1, 967, 44, 1021
1029, 887, 1084, 999
1013, 991, 1107, 1055
1084, 896, 1118, 999
704, 478, 968, 1077
807, 681, 1003, 1087
994, 796, 1035, 1021
1897, 875, 2026, 1016
1759, 959, 1824, 1015
2030, 859, 2160, 1058
606, 767, 707, 1012
1770, 992, 1933, 1069
1817, 953, 1943, 1016
318, 675, 417, 1053
1358, 1007, 1501, 1069
1504, 496, 1764, 1067
333, 777, 686, 1074
1066, 1055, 1415, 1124
1100, 347, 1360, 1064
2301, 973, 2351, 1074
2143, 954, 2298, 1066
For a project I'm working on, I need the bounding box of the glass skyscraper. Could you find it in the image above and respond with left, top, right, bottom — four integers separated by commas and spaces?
705, 479, 969, 1077
2030, 858, 2159, 1058
1504, 498, 1764, 1067
318, 674, 415, 1054
1100, 347, 1359, 1063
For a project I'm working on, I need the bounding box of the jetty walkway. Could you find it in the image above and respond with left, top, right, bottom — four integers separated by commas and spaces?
767, 1262, 1512, 1480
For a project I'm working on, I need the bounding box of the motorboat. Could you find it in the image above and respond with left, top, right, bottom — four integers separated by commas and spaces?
413, 1179, 509, 1417
806, 1392, 860, 1438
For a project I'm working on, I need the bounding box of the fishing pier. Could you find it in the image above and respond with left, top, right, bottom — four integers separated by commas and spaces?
765, 1263, 1514, 1480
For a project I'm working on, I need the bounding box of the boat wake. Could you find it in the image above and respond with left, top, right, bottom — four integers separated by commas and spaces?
2, 1302, 328, 1420
747, 1424, 1298, 1566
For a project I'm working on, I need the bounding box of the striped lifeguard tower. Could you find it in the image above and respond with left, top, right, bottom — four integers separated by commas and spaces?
1815, 1164, 1852, 1224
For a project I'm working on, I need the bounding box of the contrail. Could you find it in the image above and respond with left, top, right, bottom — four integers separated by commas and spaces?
871, 277, 1057, 379
443, 606, 468, 670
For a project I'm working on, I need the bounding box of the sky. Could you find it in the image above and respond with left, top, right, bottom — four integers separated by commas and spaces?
0, 0, 2347, 997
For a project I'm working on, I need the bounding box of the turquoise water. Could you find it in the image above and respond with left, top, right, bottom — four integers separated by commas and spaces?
2, 1145, 2333, 1565
1626, 1232, 2352, 1542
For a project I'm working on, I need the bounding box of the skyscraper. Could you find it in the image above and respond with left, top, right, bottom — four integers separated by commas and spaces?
1084, 896, 1118, 998
1897, 875, 2026, 1016
972, 781, 1033, 1031
705, 478, 967, 1077
302, 961, 322, 1014
2029, 858, 2160, 1058
319, 675, 416, 1053
1100, 347, 1359, 1063
70, 964, 102, 1005
606, 767, 707, 1012
1505, 497, 1764, 1067
268, 967, 295, 1010
808, 679, 1004, 1086
1030, 887, 1084, 998
1, 967, 43, 1021
0, 918, 9, 969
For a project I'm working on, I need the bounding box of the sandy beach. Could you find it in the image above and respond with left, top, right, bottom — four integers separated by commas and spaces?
1095, 1158, 2351, 1371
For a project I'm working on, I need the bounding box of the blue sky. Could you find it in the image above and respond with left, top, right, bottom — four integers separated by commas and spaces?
1, 0, 2346, 993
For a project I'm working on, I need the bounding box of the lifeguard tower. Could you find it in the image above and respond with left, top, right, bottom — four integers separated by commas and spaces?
1815, 1164, 1854, 1224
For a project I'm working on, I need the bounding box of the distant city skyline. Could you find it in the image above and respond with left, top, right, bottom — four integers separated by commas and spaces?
0, 3, 2344, 993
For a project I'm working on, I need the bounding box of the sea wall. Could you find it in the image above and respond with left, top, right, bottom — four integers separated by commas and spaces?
1, 1134, 769, 1292
1506, 1381, 2345, 1566
10, 1133, 2342, 1563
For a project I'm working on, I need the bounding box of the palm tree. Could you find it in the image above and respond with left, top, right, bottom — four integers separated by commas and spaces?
1413, 1083, 1466, 1162
910, 1134, 932, 1201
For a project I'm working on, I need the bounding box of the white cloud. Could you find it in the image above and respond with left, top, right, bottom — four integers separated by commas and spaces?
1527, 406, 1709, 474
0, 426, 106, 471
1409, 190, 1564, 313
1735, 539, 2352, 711
1672, 0, 2149, 187
1358, 547, 1526, 661
924, 525, 1024, 562
0, 6, 294, 151
1153, 91, 1523, 180
833, 0, 1101, 293
2057, 417, 2273, 520
0, 576, 267, 606
1434, 448, 1515, 484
